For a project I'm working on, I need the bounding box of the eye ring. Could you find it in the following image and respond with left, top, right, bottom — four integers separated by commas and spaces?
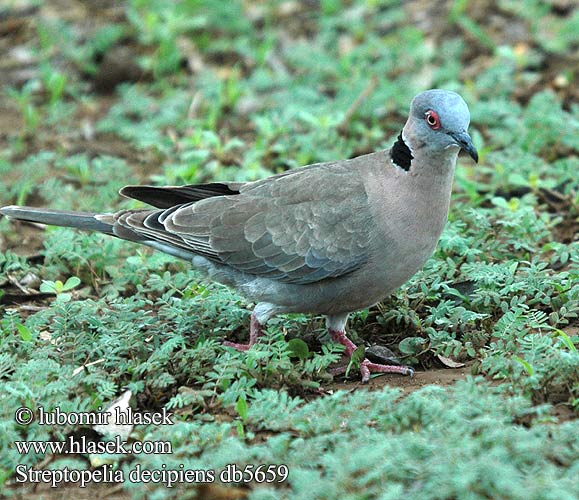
425, 110, 441, 130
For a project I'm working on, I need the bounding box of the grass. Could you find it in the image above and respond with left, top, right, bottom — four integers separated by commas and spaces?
1, 0, 579, 498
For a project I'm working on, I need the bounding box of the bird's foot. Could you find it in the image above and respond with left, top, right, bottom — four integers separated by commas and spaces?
328, 329, 358, 356
359, 359, 414, 383
222, 340, 253, 351
223, 312, 264, 351
330, 360, 414, 383
329, 328, 414, 383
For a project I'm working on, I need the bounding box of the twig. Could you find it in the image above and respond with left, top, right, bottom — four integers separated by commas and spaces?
338, 75, 379, 134
7, 274, 32, 294
187, 90, 204, 121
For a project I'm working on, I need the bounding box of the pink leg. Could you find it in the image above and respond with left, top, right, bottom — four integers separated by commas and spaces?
329, 329, 414, 383
223, 311, 264, 351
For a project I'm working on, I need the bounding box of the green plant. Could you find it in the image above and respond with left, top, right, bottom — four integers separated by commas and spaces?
2, 1, 579, 497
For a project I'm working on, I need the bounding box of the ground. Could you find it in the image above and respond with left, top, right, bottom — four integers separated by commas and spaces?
1, 1, 579, 499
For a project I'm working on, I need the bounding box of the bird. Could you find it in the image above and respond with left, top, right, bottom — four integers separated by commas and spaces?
0, 89, 478, 382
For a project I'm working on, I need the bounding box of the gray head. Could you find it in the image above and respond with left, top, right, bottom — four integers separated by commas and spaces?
403, 89, 478, 163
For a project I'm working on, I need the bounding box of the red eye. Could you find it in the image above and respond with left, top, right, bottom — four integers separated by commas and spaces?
425, 110, 441, 130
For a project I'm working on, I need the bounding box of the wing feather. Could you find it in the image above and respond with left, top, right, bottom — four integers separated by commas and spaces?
113, 159, 373, 284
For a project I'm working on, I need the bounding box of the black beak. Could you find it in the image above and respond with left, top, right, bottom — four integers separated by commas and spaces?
450, 131, 478, 163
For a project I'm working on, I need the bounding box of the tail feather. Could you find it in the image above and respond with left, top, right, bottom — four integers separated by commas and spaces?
0, 206, 114, 234
1, 205, 198, 262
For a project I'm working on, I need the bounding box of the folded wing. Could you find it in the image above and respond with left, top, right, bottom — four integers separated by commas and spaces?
114, 163, 371, 285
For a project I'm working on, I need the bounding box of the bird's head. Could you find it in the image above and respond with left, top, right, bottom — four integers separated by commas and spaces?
405, 89, 478, 164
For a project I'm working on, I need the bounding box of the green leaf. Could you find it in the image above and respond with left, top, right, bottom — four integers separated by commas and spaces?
399, 337, 427, 355
56, 293, 72, 303
39, 280, 57, 294
287, 339, 310, 360
16, 324, 32, 342
513, 356, 535, 376
236, 395, 248, 423
346, 345, 366, 378
554, 329, 577, 353
62, 276, 81, 291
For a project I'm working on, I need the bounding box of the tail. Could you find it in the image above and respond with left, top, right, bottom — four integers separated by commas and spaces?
0, 205, 114, 234
1, 205, 197, 261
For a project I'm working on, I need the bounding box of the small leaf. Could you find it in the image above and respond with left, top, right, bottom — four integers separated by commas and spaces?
350, 344, 366, 366
513, 356, 535, 376
508, 262, 519, 275
17, 324, 32, 342
39, 280, 57, 294
554, 329, 577, 352
346, 344, 366, 378
287, 339, 310, 360
62, 276, 81, 291
56, 293, 72, 303
399, 337, 427, 355
236, 395, 248, 423
437, 354, 465, 368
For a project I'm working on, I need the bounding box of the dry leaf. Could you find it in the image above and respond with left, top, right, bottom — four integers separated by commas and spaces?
437, 355, 465, 369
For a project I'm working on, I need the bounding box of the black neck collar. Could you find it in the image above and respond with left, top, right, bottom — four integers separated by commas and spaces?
390, 132, 413, 171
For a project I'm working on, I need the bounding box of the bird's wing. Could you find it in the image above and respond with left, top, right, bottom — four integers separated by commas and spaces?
116, 161, 372, 285
119, 182, 245, 208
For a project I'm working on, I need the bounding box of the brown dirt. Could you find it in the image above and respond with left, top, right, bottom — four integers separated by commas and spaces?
324, 365, 473, 394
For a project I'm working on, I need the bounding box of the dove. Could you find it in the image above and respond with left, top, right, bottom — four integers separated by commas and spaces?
0, 89, 478, 382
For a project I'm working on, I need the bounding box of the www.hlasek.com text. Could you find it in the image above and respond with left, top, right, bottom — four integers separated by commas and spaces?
15, 435, 172, 455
